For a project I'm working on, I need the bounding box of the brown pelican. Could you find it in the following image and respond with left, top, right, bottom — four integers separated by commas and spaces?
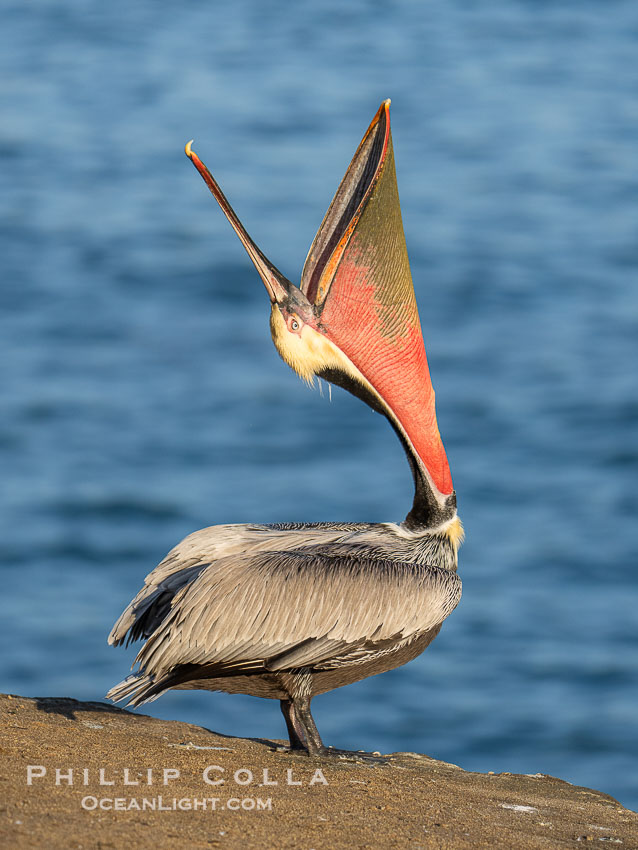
107, 100, 463, 756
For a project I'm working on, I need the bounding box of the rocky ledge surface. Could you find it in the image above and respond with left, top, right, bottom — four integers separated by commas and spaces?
0, 693, 635, 849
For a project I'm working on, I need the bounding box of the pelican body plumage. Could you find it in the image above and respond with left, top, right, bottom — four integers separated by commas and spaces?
107, 101, 463, 756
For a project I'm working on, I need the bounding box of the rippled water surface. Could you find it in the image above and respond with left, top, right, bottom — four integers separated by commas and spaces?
2, 0, 637, 809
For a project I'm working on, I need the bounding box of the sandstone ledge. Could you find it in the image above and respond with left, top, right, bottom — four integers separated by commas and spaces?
0, 694, 635, 849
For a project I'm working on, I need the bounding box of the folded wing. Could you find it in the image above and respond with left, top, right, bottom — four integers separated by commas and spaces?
109, 548, 461, 706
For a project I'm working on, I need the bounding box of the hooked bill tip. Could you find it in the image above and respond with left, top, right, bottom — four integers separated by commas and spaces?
185, 139, 195, 158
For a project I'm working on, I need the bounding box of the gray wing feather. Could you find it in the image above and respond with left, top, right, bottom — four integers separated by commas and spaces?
108, 524, 261, 646
131, 550, 461, 678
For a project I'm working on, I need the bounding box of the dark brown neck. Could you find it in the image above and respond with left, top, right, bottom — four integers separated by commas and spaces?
403, 463, 457, 530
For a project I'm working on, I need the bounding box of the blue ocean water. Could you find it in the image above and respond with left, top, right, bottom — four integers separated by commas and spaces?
2, 0, 637, 809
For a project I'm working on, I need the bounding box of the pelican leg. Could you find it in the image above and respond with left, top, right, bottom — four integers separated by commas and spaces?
292, 694, 389, 764
293, 695, 325, 756
280, 699, 307, 751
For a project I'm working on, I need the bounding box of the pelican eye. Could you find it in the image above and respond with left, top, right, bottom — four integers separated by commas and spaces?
287, 315, 302, 333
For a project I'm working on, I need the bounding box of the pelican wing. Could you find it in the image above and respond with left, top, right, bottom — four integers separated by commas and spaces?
110, 548, 460, 705
108, 522, 369, 648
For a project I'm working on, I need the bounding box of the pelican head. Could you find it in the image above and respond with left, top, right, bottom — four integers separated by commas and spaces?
185, 101, 456, 529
